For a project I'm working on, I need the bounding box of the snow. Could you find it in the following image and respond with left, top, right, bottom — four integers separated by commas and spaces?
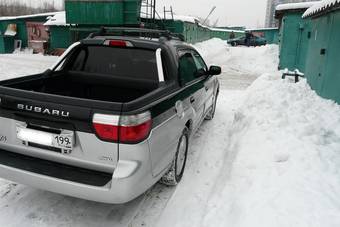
303, 0, 340, 18
246, 27, 279, 31
44, 11, 67, 26
0, 38, 340, 227
209, 27, 245, 33
195, 39, 279, 79
0, 54, 57, 80
276, 1, 319, 11
198, 73, 340, 227
3, 30, 16, 36
0, 12, 59, 21
141, 13, 199, 24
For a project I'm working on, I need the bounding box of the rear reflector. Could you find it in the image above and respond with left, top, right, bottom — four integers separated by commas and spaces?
93, 112, 152, 144
103, 40, 134, 47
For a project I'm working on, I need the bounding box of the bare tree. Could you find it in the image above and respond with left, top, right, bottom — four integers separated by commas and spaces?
0, 0, 59, 17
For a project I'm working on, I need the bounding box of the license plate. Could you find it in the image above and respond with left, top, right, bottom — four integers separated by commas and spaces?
16, 125, 74, 152
52, 134, 73, 150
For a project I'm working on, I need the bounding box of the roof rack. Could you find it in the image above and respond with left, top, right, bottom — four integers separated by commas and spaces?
87, 27, 185, 41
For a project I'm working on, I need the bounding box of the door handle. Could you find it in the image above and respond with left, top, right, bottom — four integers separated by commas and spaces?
190, 97, 195, 103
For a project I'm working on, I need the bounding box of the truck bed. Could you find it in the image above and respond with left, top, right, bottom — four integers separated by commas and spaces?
3, 71, 159, 103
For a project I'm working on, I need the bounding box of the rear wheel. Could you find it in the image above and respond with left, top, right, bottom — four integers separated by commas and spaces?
231, 42, 237, 47
160, 127, 189, 186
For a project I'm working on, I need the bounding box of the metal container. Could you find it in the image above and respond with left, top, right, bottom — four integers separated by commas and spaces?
65, 0, 142, 25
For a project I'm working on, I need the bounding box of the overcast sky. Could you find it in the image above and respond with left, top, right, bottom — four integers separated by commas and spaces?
157, 0, 267, 28
18, 0, 267, 28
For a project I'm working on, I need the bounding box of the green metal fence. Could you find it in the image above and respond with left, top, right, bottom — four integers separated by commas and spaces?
249, 28, 279, 44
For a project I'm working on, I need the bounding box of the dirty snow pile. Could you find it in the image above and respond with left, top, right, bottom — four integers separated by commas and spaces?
203, 74, 340, 227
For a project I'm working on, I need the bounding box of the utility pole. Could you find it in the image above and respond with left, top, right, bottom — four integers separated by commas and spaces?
202, 6, 216, 26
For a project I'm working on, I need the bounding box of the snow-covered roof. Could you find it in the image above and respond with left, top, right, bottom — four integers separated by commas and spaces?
246, 27, 279, 31
142, 13, 200, 24
210, 27, 245, 33
275, 1, 318, 12
44, 11, 68, 26
171, 15, 199, 24
303, 0, 340, 18
0, 12, 59, 21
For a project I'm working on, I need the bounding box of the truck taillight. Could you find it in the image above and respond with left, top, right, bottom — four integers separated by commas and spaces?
92, 112, 152, 144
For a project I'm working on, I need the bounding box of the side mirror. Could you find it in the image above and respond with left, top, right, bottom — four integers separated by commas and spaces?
208, 66, 222, 75
195, 68, 207, 78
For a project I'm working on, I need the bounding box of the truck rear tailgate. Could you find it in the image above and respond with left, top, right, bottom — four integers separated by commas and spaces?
0, 89, 122, 186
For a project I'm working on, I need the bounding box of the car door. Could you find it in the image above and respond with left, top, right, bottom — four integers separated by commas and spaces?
191, 50, 215, 114
178, 50, 206, 131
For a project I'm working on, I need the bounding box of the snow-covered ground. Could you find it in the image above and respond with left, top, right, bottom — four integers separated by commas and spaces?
0, 39, 339, 227
0, 53, 58, 80
201, 73, 340, 227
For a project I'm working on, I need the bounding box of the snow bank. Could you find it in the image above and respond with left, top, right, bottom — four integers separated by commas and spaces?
194, 38, 231, 66
194, 38, 279, 77
203, 73, 340, 227
303, 0, 340, 18
223, 45, 279, 76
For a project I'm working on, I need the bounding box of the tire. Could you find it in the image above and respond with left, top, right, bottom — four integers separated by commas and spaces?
160, 127, 189, 186
205, 91, 219, 120
231, 42, 237, 47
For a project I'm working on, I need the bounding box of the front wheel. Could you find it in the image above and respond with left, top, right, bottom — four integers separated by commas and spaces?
160, 127, 189, 186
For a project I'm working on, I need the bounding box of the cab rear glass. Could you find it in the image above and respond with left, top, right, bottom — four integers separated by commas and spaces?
70, 46, 158, 81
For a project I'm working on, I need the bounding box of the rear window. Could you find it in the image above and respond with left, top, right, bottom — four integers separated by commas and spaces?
70, 46, 158, 81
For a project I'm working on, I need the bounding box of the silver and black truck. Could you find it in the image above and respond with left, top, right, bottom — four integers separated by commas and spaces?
0, 28, 221, 204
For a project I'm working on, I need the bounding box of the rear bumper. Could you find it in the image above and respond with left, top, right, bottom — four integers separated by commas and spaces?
0, 141, 159, 204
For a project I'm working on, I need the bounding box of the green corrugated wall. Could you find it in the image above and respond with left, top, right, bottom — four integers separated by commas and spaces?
210, 30, 244, 40
305, 10, 340, 103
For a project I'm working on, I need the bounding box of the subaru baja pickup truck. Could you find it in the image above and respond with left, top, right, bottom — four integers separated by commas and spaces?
0, 28, 221, 204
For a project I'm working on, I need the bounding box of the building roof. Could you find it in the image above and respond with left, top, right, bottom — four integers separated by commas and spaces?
303, 0, 340, 18
0, 12, 59, 21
